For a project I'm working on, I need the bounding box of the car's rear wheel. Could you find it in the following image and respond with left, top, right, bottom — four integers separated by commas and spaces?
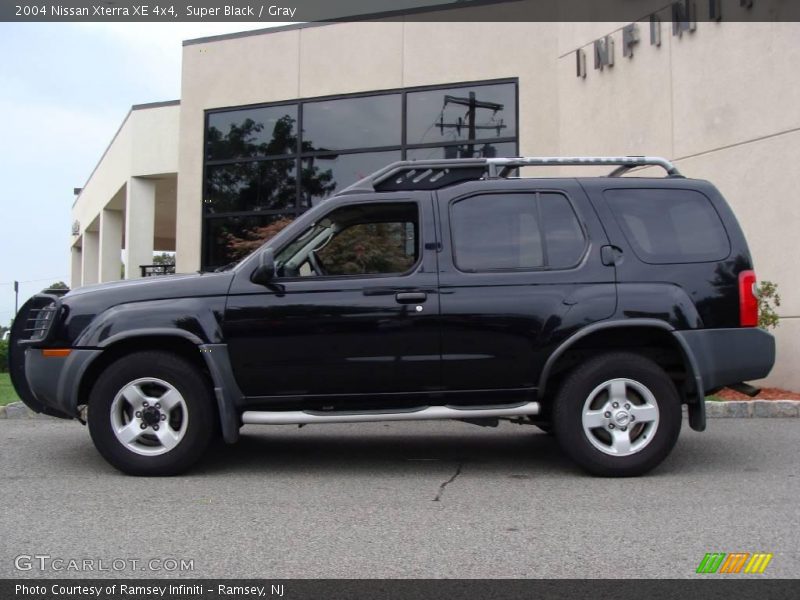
552, 352, 681, 477
88, 351, 214, 476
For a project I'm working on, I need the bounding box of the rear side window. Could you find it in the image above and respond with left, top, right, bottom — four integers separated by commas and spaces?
450, 192, 585, 272
604, 189, 730, 264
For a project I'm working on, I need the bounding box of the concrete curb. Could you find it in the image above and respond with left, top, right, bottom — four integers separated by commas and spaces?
702, 400, 800, 418
1, 400, 800, 420
0, 402, 50, 420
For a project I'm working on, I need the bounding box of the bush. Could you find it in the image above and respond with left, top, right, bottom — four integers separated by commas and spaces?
757, 280, 781, 330
0, 339, 8, 373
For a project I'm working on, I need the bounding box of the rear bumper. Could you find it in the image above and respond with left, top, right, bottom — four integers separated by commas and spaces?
674, 327, 776, 393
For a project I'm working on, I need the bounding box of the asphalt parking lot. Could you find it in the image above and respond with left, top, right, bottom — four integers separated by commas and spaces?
1, 417, 797, 579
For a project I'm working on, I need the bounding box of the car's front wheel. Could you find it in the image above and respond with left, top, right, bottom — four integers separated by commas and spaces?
552, 352, 682, 477
88, 351, 215, 476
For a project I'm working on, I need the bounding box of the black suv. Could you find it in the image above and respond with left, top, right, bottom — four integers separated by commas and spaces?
9, 156, 775, 476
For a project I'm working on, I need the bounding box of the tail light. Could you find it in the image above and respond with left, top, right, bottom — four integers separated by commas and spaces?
738, 270, 758, 327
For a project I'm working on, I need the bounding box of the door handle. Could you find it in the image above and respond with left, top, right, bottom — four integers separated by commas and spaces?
395, 292, 427, 304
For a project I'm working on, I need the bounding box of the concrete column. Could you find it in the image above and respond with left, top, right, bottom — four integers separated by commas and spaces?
125, 177, 156, 279
175, 178, 202, 274
70, 245, 83, 289
99, 208, 123, 282
82, 231, 99, 285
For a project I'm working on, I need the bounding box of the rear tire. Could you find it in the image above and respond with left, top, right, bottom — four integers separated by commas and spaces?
88, 351, 215, 476
552, 352, 681, 477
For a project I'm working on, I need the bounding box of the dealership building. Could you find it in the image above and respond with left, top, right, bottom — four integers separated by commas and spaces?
69, 1, 800, 389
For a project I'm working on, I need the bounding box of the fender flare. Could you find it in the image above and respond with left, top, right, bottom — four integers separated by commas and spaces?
74, 330, 244, 444
537, 318, 706, 430
95, 327, 205, 348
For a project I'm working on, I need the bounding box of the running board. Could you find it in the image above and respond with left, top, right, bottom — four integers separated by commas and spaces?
241, 402, 540, 425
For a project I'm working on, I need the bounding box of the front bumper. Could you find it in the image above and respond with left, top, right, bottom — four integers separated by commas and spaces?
18, 347, 100, 418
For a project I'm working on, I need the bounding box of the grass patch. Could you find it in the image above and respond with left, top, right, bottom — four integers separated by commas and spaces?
704, 395, 724, 402
0, 373, 20, 406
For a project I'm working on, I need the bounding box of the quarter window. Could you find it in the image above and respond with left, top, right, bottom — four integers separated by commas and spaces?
604, 189, 730, 264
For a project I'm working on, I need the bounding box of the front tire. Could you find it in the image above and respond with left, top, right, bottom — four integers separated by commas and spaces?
88, 351, 215, 476
552, 353, 681, 477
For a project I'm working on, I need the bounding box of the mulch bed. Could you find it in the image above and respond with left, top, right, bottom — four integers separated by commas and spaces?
715, 387, 800, 401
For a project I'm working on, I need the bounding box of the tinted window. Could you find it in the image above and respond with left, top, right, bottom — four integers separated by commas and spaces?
319, 221, 417, 276
605, 189, 730, 264
205, 160, 297, 213
201, 80, 518, 270
406, 83, 516, 145
206, 106, 298, 160
204, 214, 292, 268
301, 151, 401, 207
451, 194, 543, 271
303, 94, 402, 151
277, 203, 419, 277
540, 193, 585, 268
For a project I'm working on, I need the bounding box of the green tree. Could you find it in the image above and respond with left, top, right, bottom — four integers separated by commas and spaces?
152, 252, 175, 266
208, 115, 337, 265
226, 217, 295, 259
43, 281, 68, 291
206, 116, 335, 215
317, 222, 414, 275
0, 339, 8, 373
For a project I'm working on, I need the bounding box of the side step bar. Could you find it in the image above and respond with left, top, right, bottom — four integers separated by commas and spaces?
241, 402, 540, 425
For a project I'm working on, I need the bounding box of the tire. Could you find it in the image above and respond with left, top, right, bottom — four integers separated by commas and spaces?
552, 352, 682, 477
88, 351, 215, 476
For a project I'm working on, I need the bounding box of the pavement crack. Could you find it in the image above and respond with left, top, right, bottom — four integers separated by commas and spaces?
433, 461, 463, 502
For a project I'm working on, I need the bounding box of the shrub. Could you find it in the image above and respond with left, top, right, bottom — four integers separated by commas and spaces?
0, 339, 8, 373
757, 280, 781, 330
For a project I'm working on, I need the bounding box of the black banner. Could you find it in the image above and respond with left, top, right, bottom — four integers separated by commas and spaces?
3, 0, 800, 23
2, 579, 800, 600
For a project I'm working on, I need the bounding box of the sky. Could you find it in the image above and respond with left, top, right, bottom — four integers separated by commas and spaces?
0, 22, 283, 327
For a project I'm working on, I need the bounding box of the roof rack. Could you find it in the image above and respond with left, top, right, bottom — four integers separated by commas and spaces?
336, 156, 682, 195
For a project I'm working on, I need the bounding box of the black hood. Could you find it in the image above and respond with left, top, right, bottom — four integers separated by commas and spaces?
51, 271, 235, 347
64, 271, 234, 304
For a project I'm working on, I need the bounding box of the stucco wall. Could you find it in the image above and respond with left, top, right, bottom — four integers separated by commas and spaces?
72, 103, 179, 243
556, 20, 800, 389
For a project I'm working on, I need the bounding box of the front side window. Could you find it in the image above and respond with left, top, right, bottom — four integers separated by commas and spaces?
275, 203, 419, 278
450, 192, 585, 272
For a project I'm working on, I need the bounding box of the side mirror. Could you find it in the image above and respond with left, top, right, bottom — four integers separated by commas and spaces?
251, 248, 276, 285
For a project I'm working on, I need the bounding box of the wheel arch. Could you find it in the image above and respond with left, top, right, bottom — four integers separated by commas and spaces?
538, 319, 706, 431
75, 331, 242, 443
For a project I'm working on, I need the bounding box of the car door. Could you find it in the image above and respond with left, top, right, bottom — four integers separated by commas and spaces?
435, 179, 616, 393
224, 192, 441, 402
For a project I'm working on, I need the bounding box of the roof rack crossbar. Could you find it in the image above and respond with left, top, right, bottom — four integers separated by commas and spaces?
336, 156, 682, 196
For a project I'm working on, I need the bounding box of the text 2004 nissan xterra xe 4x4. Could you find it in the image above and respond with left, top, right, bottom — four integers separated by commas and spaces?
9, 156, 775, 476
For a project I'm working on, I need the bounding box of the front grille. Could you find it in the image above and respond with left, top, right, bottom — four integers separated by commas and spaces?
18, 295, 61, 344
